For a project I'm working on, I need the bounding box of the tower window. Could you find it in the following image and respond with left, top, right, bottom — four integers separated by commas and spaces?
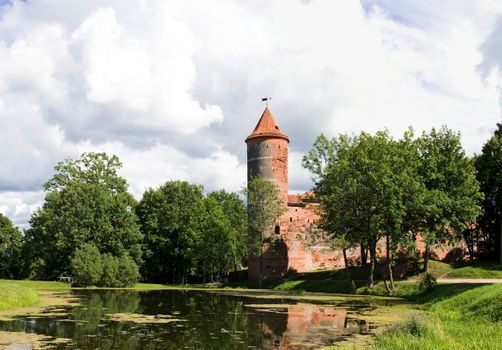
290, 217, 292, 222
275, 225, 280, 235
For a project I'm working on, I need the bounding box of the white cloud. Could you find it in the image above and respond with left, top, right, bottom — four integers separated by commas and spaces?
1, 0, 502, 227
0, 191, 44, 229
76, 141, 246, 198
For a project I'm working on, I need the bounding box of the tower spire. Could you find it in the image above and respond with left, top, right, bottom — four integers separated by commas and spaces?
245, 107, 289, 143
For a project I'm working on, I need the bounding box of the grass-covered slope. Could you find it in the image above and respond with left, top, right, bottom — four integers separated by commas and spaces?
372, 283, 502, 350
0, 281, 40, 310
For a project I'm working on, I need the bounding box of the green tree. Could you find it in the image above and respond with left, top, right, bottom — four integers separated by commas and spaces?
137, 181, 205, 283
197, 196, 236, 281
303, 133, 360, 289
242, 177, 286, 288
207, 190, 248, 271
475, 123, 502, 261
304, 131, 423, 289
417, 127, 482, 271
0, 213, 23, 279
71, 243, 103, 286
24, 152, 142, 280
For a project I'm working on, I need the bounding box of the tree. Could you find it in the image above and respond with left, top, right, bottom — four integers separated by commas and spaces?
304, 131, 424, 290
417, 127, 482, 272
24, 152, 142, 280
197, 196, 236, 281
207, 190, 248, 271
303, 133, 360, 289
475, 123, 502, 261
0, 213, 23, 279
71, 243, 139, 287
242, 177, 286, 288
137, 181, 206, 283
71, 243, 103, 286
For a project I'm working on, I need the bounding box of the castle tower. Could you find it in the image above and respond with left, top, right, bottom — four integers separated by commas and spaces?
245, 107, 289, 204
245, 107, 289, 280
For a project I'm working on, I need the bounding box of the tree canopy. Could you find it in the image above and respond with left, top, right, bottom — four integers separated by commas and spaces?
303, 127, 481, 287
24, 152, 142, 282
475, 123, 502, 260
137, 181, 247, 283
0, 213, 22, 279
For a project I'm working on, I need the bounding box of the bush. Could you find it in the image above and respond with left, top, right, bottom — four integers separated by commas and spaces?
71, 243, 103, 286
72, 245, 140, 288
99, 253, 139, 287
100, 253, 120, 287
117, 254, 140, 287
418, 272, 437, 293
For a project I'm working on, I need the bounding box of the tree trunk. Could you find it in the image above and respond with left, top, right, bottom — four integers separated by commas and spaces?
360, 244, 367, 266
259, 235, 263, 289
386, 235, 394, 290
424, 244, 430, 273
342, 248, 356, 293
368, 242, 376, 289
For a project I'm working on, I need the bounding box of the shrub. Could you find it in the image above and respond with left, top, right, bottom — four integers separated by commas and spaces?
100, 253, 120, 287
117, 254, 140, 287
71, 243, 103, 286
99, 253, 139, 287
418, 272, 437, 293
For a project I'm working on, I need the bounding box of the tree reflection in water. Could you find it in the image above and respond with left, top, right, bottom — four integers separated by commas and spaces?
0, 290, 390, 349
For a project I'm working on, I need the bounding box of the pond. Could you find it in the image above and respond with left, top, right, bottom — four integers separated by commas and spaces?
0, 289, 408, 349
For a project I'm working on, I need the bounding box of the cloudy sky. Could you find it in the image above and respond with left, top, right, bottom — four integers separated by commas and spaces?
1, 0, 502, 228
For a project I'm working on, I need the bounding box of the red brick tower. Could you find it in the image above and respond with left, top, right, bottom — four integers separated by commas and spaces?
246, 107, 289, 280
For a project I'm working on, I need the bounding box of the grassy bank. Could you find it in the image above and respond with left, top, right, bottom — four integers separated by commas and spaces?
369, 283, 502, 350
428, 260, 502, 279
0, 279, 70, 292
0, 281, 40, 310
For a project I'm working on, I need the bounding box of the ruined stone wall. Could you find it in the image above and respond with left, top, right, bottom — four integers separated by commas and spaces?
282, 203, 338, 273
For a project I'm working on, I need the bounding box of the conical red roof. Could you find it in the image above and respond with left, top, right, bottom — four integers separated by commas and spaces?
245, 107, 289, 143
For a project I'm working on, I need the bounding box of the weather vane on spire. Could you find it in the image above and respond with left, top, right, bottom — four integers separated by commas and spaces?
261, 97, 272, 107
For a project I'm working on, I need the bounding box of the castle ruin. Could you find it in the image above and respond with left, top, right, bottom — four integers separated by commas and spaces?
246, 107, 337, 280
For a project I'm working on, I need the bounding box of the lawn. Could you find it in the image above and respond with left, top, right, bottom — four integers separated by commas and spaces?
371, 283, 502, 350
0, 279, 71, 292
0, 281, 40, 310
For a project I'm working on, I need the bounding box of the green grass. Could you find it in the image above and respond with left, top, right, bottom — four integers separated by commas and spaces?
369, 283, 502, 350
0, 279, 71, 291
426, 260, 502, 279
0, 281, 40, 310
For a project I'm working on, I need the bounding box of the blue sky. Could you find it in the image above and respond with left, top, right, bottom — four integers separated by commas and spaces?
1, 0, 502, 227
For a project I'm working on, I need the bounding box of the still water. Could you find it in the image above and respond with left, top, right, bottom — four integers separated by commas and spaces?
0, 290, 404, 349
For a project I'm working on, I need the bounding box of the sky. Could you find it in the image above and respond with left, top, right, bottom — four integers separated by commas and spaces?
1, 0, 502, 228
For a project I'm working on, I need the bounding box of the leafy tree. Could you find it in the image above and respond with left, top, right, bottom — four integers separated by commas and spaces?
100, 253, 120, 287
197, 196, 236, 281
242, 177, 286, 288
303, 133, 360, 288
475, 123, 502, 261
71, 243, 139, 287
24, 152, 142, 280
116, 254, 140, 287
207, 190, 248, 270
417, 127, 482, 272
0, 213, 23, 279
137, 181, 205, 283
304, 130, 425, 289
71, 243, 103, 286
